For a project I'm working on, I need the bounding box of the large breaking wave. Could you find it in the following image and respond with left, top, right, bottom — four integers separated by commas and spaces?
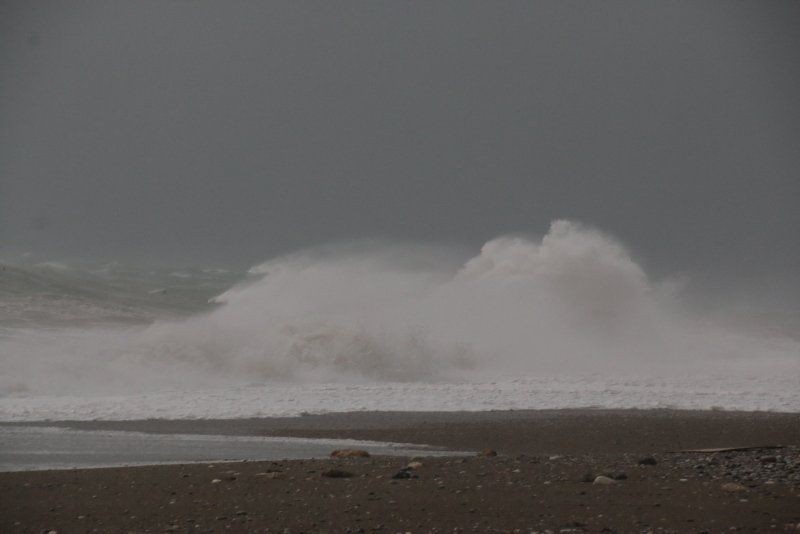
1, 220, 798, 397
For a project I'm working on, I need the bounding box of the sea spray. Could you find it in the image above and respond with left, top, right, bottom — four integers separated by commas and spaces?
1, 220, 798, 397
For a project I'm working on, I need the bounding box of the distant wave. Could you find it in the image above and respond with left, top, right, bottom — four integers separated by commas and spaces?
0, 261, 241, 327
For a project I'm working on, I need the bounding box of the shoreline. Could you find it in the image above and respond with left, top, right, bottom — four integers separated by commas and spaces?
3, 409, 800, 531
6, 408, 800, 455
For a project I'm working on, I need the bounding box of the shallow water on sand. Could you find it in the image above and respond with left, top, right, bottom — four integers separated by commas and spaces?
0, 426, 457, 472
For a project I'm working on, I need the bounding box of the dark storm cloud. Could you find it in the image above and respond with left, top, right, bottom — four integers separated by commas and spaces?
1, 1, 799, 301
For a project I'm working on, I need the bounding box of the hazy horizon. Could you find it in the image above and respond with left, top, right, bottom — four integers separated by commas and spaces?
2, 1, 799, 307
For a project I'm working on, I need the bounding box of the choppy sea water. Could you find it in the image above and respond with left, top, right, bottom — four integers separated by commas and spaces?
2, 221, 799, 420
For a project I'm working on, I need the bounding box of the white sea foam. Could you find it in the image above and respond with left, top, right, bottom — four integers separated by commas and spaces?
1, 375, 799, 421
1, 220, 798, 417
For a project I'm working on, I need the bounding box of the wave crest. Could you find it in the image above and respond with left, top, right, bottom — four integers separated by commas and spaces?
1, 220, 798, 396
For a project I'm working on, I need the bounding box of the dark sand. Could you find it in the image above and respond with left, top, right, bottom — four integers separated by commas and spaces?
3, 409, 800, 532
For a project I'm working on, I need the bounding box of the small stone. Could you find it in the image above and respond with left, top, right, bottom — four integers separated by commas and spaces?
211, 479, 222, 484
407, 461, 423, 470
392, 469, 413, 479
638, 456, 658, 466
721, 482, 747, 492
593, 475, 617, 485
330, 449, 370, 458
256, 471, 285, 479
322, 469, 355, 478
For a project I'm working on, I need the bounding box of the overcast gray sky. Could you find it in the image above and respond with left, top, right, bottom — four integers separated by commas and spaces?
1, 1, 798, 301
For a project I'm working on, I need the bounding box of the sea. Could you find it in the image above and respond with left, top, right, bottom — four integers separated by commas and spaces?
2, 221, 799, 423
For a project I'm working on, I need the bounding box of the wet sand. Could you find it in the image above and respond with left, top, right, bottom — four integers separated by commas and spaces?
36, 408, 800, 455
3, 409, 800, 532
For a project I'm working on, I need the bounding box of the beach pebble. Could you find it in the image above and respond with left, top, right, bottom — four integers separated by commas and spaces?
407, 461, 423, 470
210, 479, 222, 484
721, 482, 747, 492
322, 469, 355, 478
593, 475, 617, 485
330, 449, 370, 458
256, 471, 285, 479
392, 468, 415, 479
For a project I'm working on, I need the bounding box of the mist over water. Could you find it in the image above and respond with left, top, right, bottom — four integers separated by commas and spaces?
3, 1, 798, 420
1, 220, 798, 399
